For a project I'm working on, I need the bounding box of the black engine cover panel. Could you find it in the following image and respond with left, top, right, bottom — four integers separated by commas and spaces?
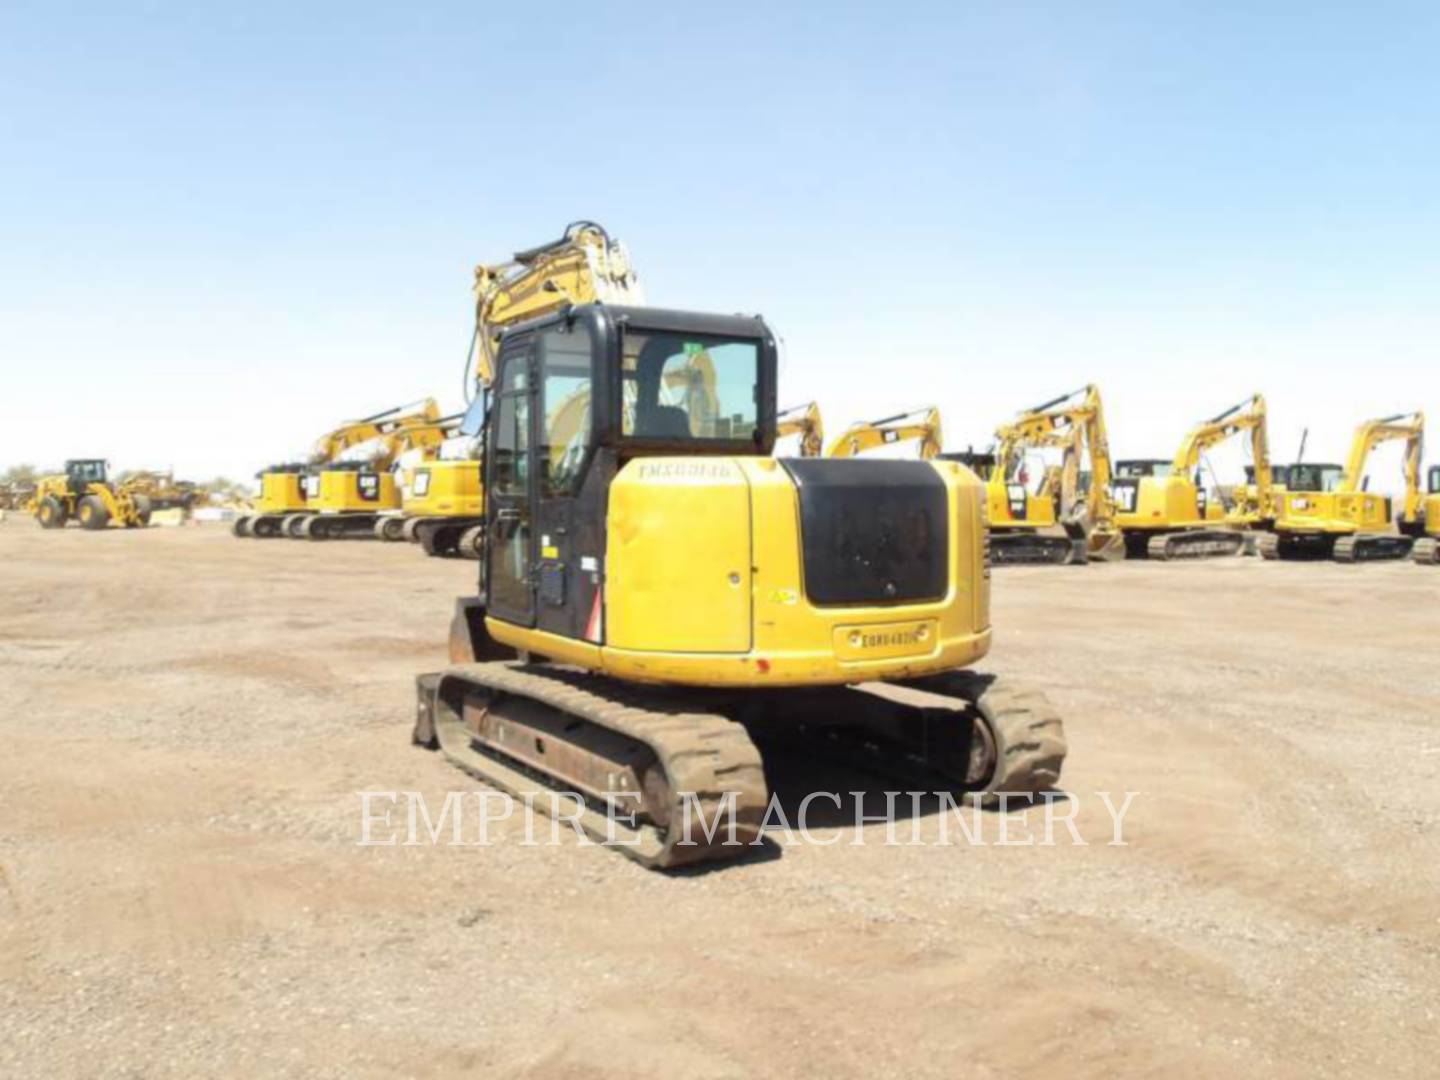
781, 459, 948, 606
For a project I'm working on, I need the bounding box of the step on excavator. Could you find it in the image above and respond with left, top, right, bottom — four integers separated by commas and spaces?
1413, 466, 1440, 565
31, 459, 151, 530
1113, 394, 1275, 560
827, 407, 942, 460
234, 403, 437, 538
414, 300, 1067, 870
291, 402, 452, 540
1258, 412, 1425, 562
389, 222, 645, 559
983, 386, 1123, 566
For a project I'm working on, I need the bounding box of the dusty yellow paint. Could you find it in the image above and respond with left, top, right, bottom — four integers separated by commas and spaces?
606, 457, 753, 654
401, 460, 484, 517
312, 470, 400, 513
255, 471, 307, 515
486, 456, 991, 689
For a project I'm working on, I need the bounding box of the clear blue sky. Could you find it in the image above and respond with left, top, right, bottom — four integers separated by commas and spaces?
2, 2, 1436, 488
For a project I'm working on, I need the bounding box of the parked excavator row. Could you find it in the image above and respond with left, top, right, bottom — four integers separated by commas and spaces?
976, 386, 1429, 567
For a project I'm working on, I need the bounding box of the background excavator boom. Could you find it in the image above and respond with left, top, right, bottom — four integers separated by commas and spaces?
828, 407, 942, 460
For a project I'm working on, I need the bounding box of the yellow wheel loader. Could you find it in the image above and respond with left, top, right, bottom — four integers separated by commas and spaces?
32, 460, 150, 530
1413, 466, 1440, 565
1113, 394, 1274, 560
1258, 412, 1424, 562
414, 303, 1067, 870
983, 386, 1123, 566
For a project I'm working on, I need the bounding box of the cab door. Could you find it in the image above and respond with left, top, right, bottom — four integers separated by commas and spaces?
485, 336, 537, 627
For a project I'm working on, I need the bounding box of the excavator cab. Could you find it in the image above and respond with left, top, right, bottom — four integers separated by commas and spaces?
1282, 463, 1344, 493
479, 306, 773, 639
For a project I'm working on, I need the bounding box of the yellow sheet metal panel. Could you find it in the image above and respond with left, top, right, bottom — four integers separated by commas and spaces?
605, 457, 752, 654
1279, 491, 1390, 534
1117, 476, 1203, 531
315, 470, 399, 513
402, 461, 484, 516
257, 472, 306, 514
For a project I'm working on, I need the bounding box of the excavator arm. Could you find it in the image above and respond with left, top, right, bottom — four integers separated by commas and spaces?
1340, 411, 1425, 521
993, 385, 1118, 544
776, 402, 825, 458
1169, 394, 1276, 520
473, 221, 643, 391
309, 399, 442, 465
828, 407, 942, 460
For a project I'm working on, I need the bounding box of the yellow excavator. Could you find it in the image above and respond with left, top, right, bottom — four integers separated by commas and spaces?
1113, 394, 1275, 559
1258, 411, 1424, 562
414, 301, 1066, 870
291, 402, 452, 540
1413, 465, 1440, 565
775, 401, 825, 458
234, 403, 436, 538
985, 386, 1122, 565
31, 459, 151, 530
385, 222, 646, 559
827, 407, 942, 459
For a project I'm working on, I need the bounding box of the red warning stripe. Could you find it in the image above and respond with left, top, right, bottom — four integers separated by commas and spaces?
584, 587, 603, 643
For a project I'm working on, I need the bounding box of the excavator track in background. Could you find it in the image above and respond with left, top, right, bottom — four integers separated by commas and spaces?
1257, 529, 1414, 562
414, 662, 1067, 869
1414, 538, 1439, 565
988, 532, 1085, 566
1145, 529, 1247, 561
1332, 534, 1414, 563
415, 518, 486, 559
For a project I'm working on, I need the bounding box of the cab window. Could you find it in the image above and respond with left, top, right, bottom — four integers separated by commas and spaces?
619, 330, 759, 441
492, 358, 530, 496
539, 324, 593, 496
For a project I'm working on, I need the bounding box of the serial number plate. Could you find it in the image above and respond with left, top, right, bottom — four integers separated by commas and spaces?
833, 620, 938, 662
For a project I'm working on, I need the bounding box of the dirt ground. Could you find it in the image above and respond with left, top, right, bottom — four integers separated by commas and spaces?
1, 518, 1437, 1079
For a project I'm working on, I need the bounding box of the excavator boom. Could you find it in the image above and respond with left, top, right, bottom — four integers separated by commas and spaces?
776, 402, 825, 458
827, 407, 942, 460
987, 385, 1120, 564
473, 221, 642, 390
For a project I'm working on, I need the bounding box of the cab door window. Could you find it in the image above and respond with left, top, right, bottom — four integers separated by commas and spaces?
539, 323, 594, 496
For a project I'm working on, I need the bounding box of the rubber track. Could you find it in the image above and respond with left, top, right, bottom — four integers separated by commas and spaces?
421, 662, 768, 870
1333, 534, 1413, 563
1146, 530, 1245, 561
988, 533, 1078, 566
966, 675, 1068, 804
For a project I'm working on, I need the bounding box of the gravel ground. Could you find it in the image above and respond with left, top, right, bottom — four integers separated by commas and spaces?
1, 519, 1437, 1078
